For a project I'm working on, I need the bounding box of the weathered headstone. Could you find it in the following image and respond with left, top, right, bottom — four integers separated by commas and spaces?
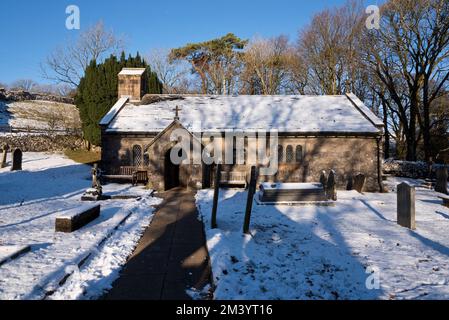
397, 182, 416, 230
1, 144, 9, 168
11, 148, 22, 171
346, 174, 353, 190
353, 173, 366, 193
320, 170, 328, 192
435, 167, 448, 195
327, 170, 337, 201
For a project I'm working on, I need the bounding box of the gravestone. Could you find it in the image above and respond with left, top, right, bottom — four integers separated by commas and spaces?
353, 173, 366, 193
346, 174, 353, 190
397, 182, 416, 230
11, 148, 22, 171
320, 171, 328, 192
327, 170, 337, 201
435, 167, 448, 195
1, 144, 9, 168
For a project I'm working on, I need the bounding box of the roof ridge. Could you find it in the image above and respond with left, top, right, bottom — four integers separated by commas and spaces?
345, 93, 384, 128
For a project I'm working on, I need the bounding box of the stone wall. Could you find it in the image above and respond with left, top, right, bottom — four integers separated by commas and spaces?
383, 158, 449, 179
101, 130, 383, 192
0, 135, 84, 152
0, 88, 74, 104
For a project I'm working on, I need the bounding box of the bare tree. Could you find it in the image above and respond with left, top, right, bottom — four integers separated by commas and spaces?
284, 49, 309, 95
42, 21, 125, 87
10, 79, 38, 91
147, 49, 192, 94
241, 36, 292, 95
363, 0, 449, 161
297, 0, 366, 97
32, 83, 75, 97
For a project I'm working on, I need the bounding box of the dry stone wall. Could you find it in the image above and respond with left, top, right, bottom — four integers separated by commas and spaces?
0, 135, 84, 152
0, 88, 74, 104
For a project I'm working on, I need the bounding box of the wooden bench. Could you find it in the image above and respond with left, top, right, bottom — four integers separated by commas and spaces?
220, 171, 247, 188
102, 166, 148, 185
438, 194, 449, 208
55, 204, 100, 233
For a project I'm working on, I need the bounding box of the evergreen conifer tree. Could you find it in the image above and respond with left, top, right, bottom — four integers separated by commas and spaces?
76, 53, 162, 146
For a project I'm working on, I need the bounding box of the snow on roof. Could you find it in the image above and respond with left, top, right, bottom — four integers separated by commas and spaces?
346, 93, 384, 127
99, 97, 129, 126
104, 95, 383, 134
118, 68, 146, 76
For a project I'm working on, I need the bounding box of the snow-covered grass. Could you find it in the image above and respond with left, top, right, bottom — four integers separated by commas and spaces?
0, 153, 161, 300
0, 100, 80, 132
196, 178, 449, 300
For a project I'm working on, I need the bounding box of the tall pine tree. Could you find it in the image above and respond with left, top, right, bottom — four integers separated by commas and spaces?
76, 53, 163, 146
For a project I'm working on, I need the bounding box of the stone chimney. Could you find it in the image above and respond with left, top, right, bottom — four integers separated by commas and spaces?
118, 68, 147, 102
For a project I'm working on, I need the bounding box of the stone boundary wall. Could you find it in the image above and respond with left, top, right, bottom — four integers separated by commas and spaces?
0, 135, 84, 152
383, 158, 449, 179
0, 88, 74, 104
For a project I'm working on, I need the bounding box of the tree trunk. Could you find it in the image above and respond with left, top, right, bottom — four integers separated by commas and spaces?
422, 78, 431, 162
406, 99, 418, 161
383, 105, 390, 159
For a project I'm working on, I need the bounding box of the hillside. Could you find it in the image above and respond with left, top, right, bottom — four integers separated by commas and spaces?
0, 89, 81, 134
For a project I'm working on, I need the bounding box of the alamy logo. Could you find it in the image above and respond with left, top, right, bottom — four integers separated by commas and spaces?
365, 5, 380, 30
365, 265, 381, 290
66, 5, 80, 30
169, 126, 280, 176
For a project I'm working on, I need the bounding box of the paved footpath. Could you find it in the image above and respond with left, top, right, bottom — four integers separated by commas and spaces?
103, 188, 212, 300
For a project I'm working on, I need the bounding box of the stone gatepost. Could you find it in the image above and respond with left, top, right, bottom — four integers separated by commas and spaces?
11, 148, 22, 171
435, 167, 448, 195
397, 182, 416, 230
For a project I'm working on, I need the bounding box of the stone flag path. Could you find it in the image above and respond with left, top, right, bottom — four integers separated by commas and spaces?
103, 188, 212, 300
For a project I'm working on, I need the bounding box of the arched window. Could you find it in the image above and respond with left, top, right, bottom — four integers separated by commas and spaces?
132, 145, 143, 167
278, 145, 284, 163
286, 145, 294, 163
296, 145, 303, 163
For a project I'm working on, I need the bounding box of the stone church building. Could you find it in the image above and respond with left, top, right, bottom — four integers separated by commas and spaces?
100, 68, 384, 192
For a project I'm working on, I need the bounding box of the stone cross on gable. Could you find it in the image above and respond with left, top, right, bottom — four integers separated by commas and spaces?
174, 105, 182, 121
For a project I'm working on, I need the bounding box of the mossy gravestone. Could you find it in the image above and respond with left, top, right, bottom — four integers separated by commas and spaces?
11, 148, 22, 171
353, 173, 366, 193
397, 182, 416, 230
435, 167, 448, 195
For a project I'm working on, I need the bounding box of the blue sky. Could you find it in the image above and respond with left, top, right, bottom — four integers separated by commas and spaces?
0, 0, 381, 84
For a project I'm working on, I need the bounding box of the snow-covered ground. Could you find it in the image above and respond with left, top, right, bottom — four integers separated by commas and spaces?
0, 100, 80, 133
196, 178, 449, 300
0, 153, 161, 300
